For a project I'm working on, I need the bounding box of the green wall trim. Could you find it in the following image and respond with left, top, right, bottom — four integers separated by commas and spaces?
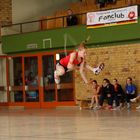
2, 25, 86, 54
88, 38, 140, 48
2, 18, 140, 54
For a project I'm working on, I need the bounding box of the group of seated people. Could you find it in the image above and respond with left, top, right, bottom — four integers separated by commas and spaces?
89, 77, 139, 110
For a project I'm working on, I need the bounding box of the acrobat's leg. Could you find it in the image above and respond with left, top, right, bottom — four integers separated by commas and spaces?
85, 63, 105, 75
54, 63, 65, 84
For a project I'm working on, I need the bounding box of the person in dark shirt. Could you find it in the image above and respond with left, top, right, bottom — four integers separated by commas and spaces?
99, 79, 114, 109
112, 78, 125, 109
107, 0, 116, 4
66, 9, 78, 26
97, 0, 106, 8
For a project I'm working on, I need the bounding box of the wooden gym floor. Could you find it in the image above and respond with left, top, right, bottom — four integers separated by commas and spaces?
0, 107, 140, 140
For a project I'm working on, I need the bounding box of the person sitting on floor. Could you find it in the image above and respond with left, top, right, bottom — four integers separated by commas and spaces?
125, 77, 136, 109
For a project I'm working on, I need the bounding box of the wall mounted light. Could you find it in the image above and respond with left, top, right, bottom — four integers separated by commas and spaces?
56, 53, 60, 60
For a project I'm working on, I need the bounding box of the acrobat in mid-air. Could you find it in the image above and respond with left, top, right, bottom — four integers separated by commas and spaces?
54, 42, 104, 85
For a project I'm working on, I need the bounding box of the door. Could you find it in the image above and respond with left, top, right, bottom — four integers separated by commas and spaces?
6, 51, 75, 108
40, 54, 56, 108
8, 56, 24, 104
41, 52, 75, 107
56, 52, 75, 105
24, 56, 40, 108
0, 56, 8, 105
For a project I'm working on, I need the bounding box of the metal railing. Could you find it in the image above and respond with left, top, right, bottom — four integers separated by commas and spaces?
1, 4, 140, 36
1, 12, 87, 36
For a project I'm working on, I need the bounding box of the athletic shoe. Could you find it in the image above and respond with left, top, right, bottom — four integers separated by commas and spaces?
130, 98, 137, 103
93, 63, 105, 75
127, 103, 131, 109
89, 105, 93, 109
54, 71, 60, 84
112, 106, 121, 110
96, 106, 103, 110
136, 105, 140, 110
93, 106, 100, 110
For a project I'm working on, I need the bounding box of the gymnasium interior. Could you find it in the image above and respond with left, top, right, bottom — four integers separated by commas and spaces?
0, 0, 140, 140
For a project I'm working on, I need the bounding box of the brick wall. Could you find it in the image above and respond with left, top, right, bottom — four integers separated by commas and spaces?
75, 43, 140, 100
0, 0, 12, 26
